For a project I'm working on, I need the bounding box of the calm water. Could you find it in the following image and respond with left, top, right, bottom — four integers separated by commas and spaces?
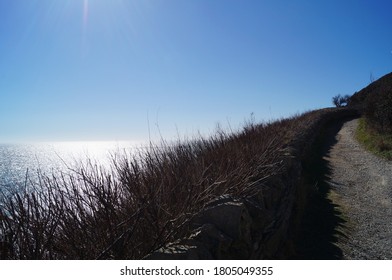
0, 141, 142, 190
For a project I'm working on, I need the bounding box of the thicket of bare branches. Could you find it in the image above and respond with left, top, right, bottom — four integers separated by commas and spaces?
0, 110, 339, 259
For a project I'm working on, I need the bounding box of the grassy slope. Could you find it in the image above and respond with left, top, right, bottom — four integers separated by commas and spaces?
0, 114, 294, 259
356, 118, 392, 160
0, 108, 355, 259
349, 72, 392, 160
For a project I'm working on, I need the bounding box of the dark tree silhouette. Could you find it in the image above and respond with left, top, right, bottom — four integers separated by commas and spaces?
332, 94, 350, 107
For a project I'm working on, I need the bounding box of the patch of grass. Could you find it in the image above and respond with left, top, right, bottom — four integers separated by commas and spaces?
356, 118, 392, 160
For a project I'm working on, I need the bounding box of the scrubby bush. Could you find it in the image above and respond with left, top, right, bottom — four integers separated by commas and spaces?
0, 108, 356, 259
0, 118, 288, 259
364, 90, 392, 133
332, 94, 350, 107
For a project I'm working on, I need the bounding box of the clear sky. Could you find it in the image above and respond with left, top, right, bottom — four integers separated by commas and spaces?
1, 0, 392, 142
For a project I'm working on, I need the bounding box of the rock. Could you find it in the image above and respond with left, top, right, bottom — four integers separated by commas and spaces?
144, 243, 212, 260
193, 199, 251, 240
144, 223, 233, 260
192, 196, 252, 258
186, 223, 232, 259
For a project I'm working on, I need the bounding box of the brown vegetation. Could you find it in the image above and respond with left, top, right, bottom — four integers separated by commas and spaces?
0, 108, 355, 259
350, 72, 392, 158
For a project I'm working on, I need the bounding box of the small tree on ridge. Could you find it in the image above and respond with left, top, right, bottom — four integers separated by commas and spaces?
332, 94, 350, 107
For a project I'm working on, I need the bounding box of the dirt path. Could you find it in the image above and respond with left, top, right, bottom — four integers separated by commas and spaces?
324, 118, 392, 259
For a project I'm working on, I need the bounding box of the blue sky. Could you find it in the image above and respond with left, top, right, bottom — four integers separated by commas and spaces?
1, 0, 392, 142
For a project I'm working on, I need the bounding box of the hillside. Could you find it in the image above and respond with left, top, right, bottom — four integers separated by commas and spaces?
6, 66, 392, 259
0, 107, 358, 260
348, 71, 392, 161
349, 72, 392, 109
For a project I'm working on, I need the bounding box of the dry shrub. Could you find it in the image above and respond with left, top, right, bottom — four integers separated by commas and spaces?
0, 109, 345, 259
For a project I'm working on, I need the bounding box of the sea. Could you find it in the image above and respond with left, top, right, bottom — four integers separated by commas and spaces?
0, 141, 143, 192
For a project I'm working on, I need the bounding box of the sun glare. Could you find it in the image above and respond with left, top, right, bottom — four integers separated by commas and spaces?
83, 0, 89, 29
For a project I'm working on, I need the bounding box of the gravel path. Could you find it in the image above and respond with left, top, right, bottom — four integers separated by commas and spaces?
325, 118, 392, 259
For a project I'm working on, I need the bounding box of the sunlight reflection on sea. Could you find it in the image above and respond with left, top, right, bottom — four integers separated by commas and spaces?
0, 141, 144, 191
